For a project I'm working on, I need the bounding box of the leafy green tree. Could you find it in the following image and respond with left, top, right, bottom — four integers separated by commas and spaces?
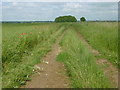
80, 17, 86, 22
55, 15, 77, 22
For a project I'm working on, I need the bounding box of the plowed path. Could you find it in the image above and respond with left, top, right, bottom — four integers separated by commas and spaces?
21, 31, 70, 88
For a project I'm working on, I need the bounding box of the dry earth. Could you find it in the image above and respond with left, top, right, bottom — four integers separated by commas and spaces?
21, 31, 70, 88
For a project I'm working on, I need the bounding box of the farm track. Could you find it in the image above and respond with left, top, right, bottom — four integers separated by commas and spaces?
21, 27, 70, 88
76, 30, 118, 88
38, 25, 65, 45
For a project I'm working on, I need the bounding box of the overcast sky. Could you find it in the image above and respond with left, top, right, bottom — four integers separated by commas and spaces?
2, 2, 118, 21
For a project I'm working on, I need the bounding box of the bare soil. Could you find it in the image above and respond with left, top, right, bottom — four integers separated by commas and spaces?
77, 31, 118, 88
21, 31, 70, 88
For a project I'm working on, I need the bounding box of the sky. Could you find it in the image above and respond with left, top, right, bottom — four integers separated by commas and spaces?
2, 2, 118, 21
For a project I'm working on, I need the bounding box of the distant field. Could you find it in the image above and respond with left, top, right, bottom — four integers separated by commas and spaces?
2, 22, 118, 88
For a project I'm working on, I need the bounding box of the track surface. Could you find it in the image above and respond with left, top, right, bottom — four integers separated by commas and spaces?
21, 27, 118, 88
21, 31, 70, 88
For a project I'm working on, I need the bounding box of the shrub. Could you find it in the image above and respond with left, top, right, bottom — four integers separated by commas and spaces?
55, 15, 77, 22
80, 17, 86, 22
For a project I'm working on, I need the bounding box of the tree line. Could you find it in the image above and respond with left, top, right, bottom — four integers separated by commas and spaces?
55, 15, 86, 22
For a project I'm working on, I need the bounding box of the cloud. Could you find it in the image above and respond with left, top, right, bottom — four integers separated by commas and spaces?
12, 2, 18, 6
65, 3, 82, 8
17, 7, 23, 10
3, 5, 10, 9
2, 2, 38, 11
25, 3, 36, 7
3, 0, 120, 2
63, 3, 82, 12
2, 2, 118, 21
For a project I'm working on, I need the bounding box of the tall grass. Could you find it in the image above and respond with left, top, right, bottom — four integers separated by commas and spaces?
2, 23, 66, 88
2, 23, 62, 64
57, 27, 112, 88
73, 22, 118, 67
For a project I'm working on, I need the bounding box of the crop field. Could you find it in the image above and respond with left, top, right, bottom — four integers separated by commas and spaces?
2, 22, 118, 88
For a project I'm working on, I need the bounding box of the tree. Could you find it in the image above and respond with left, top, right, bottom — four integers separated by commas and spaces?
80, 17, 86, 22
55, 15, 77, 22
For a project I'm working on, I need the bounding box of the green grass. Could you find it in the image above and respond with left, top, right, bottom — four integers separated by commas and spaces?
2, 23, 67, 88
72, 22, 118, 67
2, 22, 118, 88
2, 23, 63, 63
57, 26, 113, 88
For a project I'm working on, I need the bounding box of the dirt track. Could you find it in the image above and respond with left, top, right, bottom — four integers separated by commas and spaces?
21, 31, 70, 88
21, 27, 118, 88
